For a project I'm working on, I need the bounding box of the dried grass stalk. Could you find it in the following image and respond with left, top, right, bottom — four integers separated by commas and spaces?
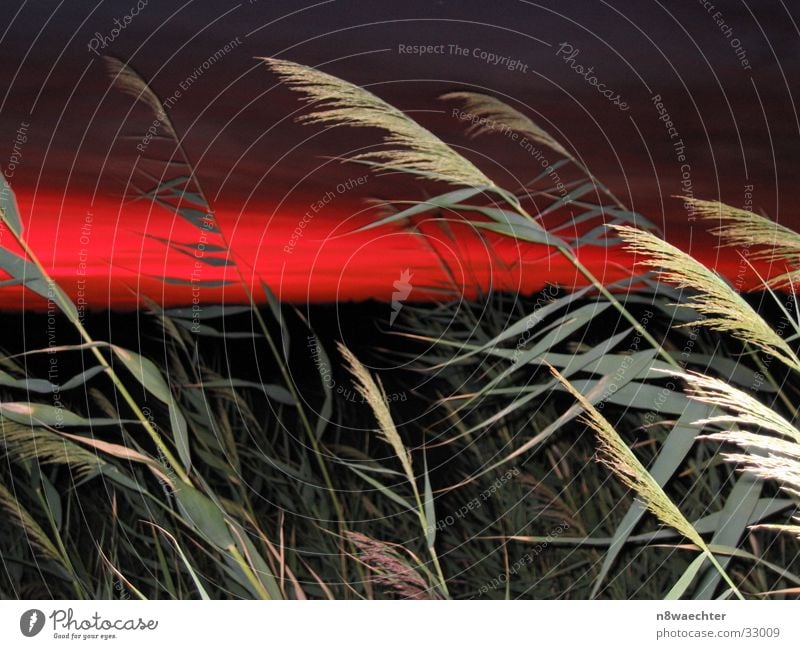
347, 531, 436, 599
104, 56, 176, 138
674, 370, 800, 539
685, 198, 800, 289
550, 367, 705, 547
263, 58, 494, 188
611, 224, 800, 372
442, 91, 573, 161
338, 343, 414, 482
0, 482, 62, 563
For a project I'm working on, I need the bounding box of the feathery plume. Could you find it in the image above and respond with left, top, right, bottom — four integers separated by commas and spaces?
442, 91, 573, 162
338, 343, 414, 482
551, 366, 744, 596
685, 198, 800, 289
612, 224, 800, 372
550, 367, 705, 547
674, 369, 800, 538
1, 419, 105, 479
664, 371, 800, 444
0, 482, 62, 563
263, 58, 494, 188
339, 343, 450, 596
346, 531, 436, 599
104, 56, 176, 138
719, 453, 800, 496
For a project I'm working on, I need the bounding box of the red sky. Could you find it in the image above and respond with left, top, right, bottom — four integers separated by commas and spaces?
2, 187, 781, 311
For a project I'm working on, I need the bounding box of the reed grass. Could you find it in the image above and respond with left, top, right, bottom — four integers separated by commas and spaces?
1, 59, 798, 601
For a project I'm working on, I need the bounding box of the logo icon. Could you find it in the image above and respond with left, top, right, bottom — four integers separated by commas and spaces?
390, 269, 413, 326
20, 609, 45, 637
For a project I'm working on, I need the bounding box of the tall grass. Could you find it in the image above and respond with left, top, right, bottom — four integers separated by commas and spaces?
1, 59, 798, 600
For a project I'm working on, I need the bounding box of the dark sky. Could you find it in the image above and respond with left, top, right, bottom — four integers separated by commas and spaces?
3, 1, 799, 210
1, 1, 799, 305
